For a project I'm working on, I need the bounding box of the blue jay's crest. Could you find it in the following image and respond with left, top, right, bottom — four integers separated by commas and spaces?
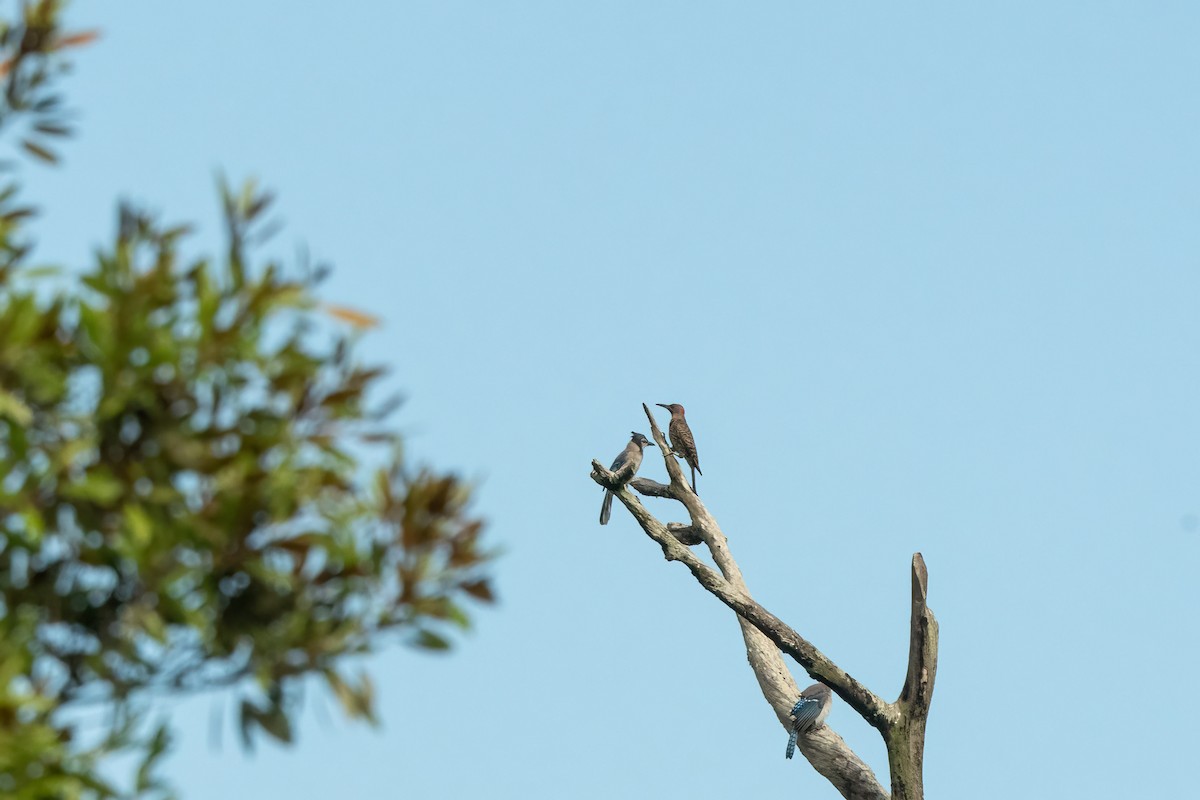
630, 432, 653, 448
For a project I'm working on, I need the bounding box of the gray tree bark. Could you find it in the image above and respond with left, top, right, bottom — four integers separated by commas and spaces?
590, 404, 939, 800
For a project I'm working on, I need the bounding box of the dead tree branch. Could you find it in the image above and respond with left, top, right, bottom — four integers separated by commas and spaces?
587, 403, 940, 800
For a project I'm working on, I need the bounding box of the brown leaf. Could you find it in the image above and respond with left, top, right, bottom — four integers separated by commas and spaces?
461, 580, 495, 603
21, 139, 57, 164
322, 303, 380, 330
54, 30, 102, 51
0, 30, 102, 77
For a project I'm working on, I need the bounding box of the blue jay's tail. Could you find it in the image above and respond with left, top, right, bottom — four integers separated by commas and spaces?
599, 490, 614, 525
785, 726, 799, 759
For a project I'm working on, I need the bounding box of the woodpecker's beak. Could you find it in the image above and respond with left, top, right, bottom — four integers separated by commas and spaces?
656, 403, 669, 410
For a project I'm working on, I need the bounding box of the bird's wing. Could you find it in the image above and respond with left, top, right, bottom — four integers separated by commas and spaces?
672, 421, 698, 460
789, 696, 824, 731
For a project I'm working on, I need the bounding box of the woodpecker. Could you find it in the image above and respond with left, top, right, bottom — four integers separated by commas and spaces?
655, 403, 701, 493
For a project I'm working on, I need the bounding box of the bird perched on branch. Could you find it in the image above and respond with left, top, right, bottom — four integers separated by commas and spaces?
655, 403, 701, 493
785, 683, 833, 759
599, 432, 654, 525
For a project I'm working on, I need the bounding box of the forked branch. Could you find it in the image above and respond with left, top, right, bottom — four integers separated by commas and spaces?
588, 404, 940, 800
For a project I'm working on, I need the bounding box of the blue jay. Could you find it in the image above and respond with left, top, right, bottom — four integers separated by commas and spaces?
599, 432, 654, 525
785, 683, 833, 759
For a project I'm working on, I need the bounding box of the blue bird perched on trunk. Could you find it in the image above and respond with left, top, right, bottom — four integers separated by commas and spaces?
785, 683, 833, 759
599, 432, 654, 525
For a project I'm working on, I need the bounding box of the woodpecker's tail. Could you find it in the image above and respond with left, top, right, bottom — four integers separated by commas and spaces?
600, 490, 614, 525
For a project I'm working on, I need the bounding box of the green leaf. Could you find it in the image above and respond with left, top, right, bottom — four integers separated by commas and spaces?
123, 504, 153, 547
413, 630, 451, 651
256, 704, 293, 744
0, 388, 33, 426
13, 264, 58, 279
62, 469, 124, 504
135, 722, 171, 792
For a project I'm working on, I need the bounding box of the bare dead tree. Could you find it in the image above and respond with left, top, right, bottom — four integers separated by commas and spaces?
589, 404, 938, 800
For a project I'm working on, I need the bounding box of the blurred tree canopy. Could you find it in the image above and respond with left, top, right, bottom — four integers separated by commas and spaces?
0, 3, 495, 797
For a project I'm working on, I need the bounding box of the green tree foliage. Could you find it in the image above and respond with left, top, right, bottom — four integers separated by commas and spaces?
0, 4, 495, 797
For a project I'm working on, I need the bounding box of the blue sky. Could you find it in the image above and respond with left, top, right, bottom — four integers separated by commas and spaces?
25, 2, 1200, 797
